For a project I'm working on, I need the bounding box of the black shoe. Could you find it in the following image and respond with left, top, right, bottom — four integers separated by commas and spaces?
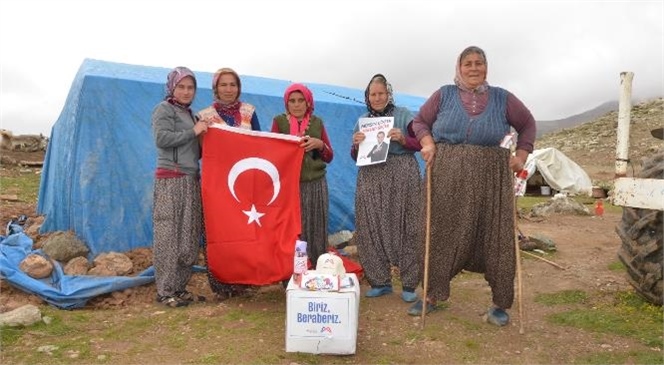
157, 295, 189, 308
175, 290, 206, 303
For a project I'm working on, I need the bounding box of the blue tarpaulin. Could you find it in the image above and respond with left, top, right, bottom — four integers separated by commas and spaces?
7, 60, 427, 309
37, 59, 426, 256
0, 224, 154, 309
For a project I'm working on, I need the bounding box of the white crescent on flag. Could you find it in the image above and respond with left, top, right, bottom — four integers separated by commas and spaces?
227, 157, 281, 226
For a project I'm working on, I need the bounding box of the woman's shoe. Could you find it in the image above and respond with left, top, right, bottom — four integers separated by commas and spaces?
401, 291, 418, 303
486, 307, 510, 326
407, 300, 436, 316
365, 286, 393, 298
175, 290, 206, 303
156, 295, 189, 308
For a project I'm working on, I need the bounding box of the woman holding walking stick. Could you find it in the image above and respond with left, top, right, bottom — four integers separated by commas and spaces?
409, 46, 536, 326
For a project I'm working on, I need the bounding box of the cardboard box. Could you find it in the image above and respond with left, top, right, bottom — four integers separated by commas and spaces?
285, 273, 360, 354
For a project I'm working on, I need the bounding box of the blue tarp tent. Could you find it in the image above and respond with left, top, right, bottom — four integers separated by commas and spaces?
37, 59, 426, 256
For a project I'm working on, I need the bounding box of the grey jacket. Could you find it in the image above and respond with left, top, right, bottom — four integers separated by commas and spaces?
151, 101, 200, 176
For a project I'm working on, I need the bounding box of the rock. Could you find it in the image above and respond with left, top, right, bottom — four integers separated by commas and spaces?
530, 196, 591, 217
0, 304, 42, 327
40, 231, 89, 263
90, 252, 133, 276
328, 230, 353, 248
19, 254, 53, 279
25, 216, 45, 237
528, 234, 557, 251
64, 256, 90, 275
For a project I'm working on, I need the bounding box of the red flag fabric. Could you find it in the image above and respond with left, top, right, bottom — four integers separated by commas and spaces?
202, 124, 304, 285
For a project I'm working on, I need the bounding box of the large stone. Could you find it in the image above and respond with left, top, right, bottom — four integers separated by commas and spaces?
19, 254, 53, 279
0, 304, 42, 327
531, 195, 591, 217
90, 252, 133, 276
40, 231, 89, 263
64, 256, 90, 276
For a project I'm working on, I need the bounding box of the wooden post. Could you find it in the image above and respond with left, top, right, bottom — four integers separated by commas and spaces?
421, 164, 432, 328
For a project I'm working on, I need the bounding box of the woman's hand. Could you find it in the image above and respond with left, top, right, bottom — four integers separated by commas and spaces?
510, 149, 529, 172
352, 132, 365, 146
387, 128, 405, 145
301, 136, 323, 152
193, 120, 209, 136
419, 135, 435, 166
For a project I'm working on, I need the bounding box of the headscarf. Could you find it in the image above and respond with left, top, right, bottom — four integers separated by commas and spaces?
212, 67, 243, 124
164, 66, 196, 106
453, 46, 489, 94
212, 67, 242, 103
283, 83, 314, 137
364, 73, 395, 117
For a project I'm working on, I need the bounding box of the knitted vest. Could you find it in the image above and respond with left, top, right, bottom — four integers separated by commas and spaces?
274, 114, 327, 182
432, 85, 509, 146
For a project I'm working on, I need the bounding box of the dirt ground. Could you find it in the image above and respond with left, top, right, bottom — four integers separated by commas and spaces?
0, 149, 659, 364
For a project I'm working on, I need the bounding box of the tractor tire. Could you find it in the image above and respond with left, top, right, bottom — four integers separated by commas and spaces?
615, 152, 664, 306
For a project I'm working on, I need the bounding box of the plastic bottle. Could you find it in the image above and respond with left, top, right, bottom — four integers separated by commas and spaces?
594, 200, 604, 217
293, 239, 308, 286
514, 169, 529, 196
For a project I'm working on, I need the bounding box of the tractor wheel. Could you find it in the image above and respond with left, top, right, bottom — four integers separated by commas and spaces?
615, 152, 664, 305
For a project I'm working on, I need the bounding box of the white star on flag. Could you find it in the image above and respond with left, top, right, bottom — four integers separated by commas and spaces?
243, 204, 265, 226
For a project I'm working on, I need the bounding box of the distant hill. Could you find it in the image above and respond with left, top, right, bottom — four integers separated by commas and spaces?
536, 101, 619, 137
535, 97, 663, 183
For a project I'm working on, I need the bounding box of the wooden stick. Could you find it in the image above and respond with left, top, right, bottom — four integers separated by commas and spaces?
520, 249, 566, 270
421, 164, 432, 328
514, 195, 525, 334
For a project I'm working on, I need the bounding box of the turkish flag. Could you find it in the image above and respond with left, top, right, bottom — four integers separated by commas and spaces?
202, 124, 304, 285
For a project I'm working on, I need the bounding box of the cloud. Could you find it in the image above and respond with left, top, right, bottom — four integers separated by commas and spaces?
0, 0, 662, 135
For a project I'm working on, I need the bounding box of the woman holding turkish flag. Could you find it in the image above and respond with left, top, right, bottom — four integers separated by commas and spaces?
151, 66, 209, 308
271, 83, 334, 268
202, 67, 263, 301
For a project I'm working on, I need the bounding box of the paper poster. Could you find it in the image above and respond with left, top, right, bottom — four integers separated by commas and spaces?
355, 116, 394, 166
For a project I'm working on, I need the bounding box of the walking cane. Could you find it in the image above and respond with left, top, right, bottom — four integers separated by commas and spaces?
421, 164, 432, 328
514, 194, 525, 334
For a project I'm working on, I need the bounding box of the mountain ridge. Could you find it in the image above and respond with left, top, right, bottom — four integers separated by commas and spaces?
534, 97, 663, 183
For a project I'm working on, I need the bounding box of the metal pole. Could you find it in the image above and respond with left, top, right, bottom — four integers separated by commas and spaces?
615, 72, 634, 178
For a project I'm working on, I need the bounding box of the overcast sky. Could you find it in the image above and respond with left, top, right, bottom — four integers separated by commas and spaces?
1, 0, 662, 136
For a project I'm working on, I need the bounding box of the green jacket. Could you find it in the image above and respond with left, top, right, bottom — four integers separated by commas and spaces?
274, 114, 327, 182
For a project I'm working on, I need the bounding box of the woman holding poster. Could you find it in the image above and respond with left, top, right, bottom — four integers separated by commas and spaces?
271, 83, 334, 268
350, 74, 423, 303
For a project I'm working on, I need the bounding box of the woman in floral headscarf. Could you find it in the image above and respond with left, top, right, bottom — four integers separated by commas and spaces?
205, 67, 260, 130
350, 73, 423, 303
203, 67, 261, 301
151, 66, 209, 307
271, 83, 334, 267
409, 45, 536, 323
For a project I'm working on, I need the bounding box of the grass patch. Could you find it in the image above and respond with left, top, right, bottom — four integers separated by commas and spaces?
575, 350, 664, 365
535, 290, 588, 305
517, 196, 549, 211
0, 170, 41, 203
547, 291, 663, 348
607, 260, 626, 271
517, 195, 623, 214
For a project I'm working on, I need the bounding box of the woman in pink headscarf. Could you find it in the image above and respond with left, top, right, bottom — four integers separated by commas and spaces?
271, 83, 334, 267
